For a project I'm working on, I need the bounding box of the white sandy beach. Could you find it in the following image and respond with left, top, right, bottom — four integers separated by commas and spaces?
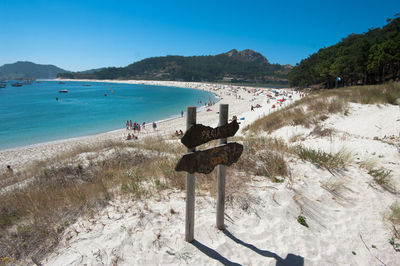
0, 80, 293, 172
2, 80, 400, 265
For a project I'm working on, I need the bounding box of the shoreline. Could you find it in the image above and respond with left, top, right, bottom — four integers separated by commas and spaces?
0, 80, 295, 171
0, 79, 221, 151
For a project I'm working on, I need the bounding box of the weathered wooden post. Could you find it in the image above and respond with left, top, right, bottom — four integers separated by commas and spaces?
217, 104, 228, 229
175, 104, 243, 242
185, 106, 196, 242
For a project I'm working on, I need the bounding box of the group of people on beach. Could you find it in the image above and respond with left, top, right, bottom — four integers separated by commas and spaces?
197, 98, 215, 107
126, 133, 137, 140
126, 120, 145, 132
124, 120, 158, 140
174, 130, 184, 138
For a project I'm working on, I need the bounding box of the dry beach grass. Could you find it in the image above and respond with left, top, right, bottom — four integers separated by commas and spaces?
0, 134, 291, 262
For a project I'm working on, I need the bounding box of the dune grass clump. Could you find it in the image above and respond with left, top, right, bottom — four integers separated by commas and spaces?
388, 201, 400, 251
153, 157, 187, 190
289, 133, 306, 143
293, 145, 352, 172
368, 168, 396, 193
240, 136, 290, 155
310, 125, 335, 138
321, 177, 347, 199
359, 157, 378, 171
131, 135, 185, 155
233, 137, 289, 181
120, 167, 147, 197
252, 150, 288, 180
389, 202, 400, 225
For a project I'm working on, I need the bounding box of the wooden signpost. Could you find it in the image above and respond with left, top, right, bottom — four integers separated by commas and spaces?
180, 120, 240, 149
175, 104, 243, 242
175, 142, 243, 174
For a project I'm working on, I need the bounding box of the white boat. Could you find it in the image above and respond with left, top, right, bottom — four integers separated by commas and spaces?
58, 89, 68, 93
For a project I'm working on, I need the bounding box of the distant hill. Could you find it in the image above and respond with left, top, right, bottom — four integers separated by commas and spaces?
0, 61, 68, 80
58, 49, 291, 84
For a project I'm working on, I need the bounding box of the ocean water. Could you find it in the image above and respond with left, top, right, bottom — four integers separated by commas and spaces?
0, 81, 217, 150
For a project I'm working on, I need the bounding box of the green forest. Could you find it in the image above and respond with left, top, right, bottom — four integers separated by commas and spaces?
58, 52, 290, 84
288, 16, 400, 88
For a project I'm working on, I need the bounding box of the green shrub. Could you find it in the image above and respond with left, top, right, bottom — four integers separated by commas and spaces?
297, 215, 309, 227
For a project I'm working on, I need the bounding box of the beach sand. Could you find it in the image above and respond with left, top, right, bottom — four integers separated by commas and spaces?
3, 80, 400, 265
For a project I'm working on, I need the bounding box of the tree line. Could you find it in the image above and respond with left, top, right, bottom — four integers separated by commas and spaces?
288, 16, 400, 88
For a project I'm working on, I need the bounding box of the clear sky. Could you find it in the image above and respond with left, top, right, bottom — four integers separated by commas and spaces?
1, 0, 399, 71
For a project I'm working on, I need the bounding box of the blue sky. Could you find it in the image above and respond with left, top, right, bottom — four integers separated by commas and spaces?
1, 0, 399, 71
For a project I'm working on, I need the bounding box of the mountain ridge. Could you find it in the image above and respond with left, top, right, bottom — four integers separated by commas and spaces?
58, 49, 291, 84
0, 61, 69, 79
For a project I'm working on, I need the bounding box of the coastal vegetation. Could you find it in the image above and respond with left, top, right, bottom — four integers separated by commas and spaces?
287, 16, 400, 88
57, 49, 291, 84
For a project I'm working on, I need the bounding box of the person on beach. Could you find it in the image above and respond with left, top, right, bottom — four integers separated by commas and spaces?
129, 120, 133, 129
152, 121, 157, 130
251, 105, 254, 111
179, 130, 183, 137
142, 121, 146, 129
181, 110, 183, 117
7, 165, 13, 175
127, 133, 132, 140
126, 120, 129, 130
133, 122, 137, 133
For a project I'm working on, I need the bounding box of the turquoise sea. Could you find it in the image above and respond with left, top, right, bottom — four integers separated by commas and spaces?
0, 81, 217, 150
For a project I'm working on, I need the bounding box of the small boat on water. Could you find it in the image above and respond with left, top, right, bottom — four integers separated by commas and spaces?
58, 89, 68, 93
11, 82, 23, 87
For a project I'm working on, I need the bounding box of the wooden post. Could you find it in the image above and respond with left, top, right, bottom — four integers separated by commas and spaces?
217, 104, 228, 229
185, 106, 196, 242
